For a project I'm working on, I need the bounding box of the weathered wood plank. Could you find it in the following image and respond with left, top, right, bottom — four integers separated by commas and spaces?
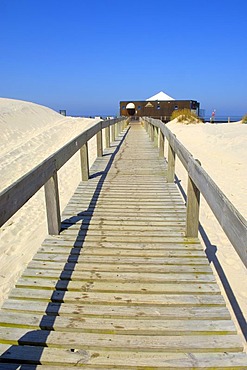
0, 327, 243, 352
32, 253, 209, 265
28, 260, 213, 273
42, 240, 201, 250
2, 299, 231, 320
0, 312, 236, 335
0, 345, 246, 369
38, 246, 206, 258
22, 268, 216, 283
9, 288, 226, 306
16, 278, 220, 295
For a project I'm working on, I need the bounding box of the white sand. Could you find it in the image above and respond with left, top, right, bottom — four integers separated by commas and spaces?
166, 119, 247, 348
0, 98, 99, 306
0, 100, 246, 347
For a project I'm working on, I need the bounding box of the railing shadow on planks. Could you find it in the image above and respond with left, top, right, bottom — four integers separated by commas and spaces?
0, 115, 246, 271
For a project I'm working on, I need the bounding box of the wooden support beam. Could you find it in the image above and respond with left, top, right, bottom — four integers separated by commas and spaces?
167, 142, 176, 183
97, 129, 103, 157
154, 127, 159, 147
80, 143, 89, 181
186, 161, 201, 237
119, 121, 123, 134
115, 122, 119, 138
159, 129, 165, 158
44, 171, 61, 235
111, 124, 116, 142
150, 125, 154, 142
105, 126, 110, 148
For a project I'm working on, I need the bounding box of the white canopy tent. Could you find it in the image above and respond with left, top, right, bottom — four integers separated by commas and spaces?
146, 91, 175, 101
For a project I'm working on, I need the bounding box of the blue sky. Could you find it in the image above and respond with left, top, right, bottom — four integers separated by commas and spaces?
0, 0, 246, 117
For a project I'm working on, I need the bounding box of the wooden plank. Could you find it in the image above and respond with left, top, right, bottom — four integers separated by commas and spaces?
16, 278, 220, 295
22, 268, 217, 283
60, 229, 186, 237
38, 247, 206, 258
39, 236, 199, 245
0, 327, 243, 352
9, 288, 227, 306
2, 299, 231, 320
61, 220, 187, 229
0, 312, 236, 335
0, 345, 246, 369
28, 260, 213, 274
42, 240, 201, 250
32, 253, 209, 265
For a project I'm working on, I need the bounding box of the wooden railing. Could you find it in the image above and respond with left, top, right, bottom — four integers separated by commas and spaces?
0, 117, 127, 235
143, 117, 247, 269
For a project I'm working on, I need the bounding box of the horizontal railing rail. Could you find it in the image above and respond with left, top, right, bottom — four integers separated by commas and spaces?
0, 117, 127, 235
143, 117, 247, 268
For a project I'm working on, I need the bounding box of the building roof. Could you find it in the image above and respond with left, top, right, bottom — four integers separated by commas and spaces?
146, 91, 175, 101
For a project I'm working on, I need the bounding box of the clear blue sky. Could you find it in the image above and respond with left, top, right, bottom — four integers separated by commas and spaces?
0, 0, 246, 117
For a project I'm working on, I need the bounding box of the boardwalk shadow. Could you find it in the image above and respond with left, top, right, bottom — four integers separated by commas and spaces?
175, 175, 247, 342
0, 129, 129, 368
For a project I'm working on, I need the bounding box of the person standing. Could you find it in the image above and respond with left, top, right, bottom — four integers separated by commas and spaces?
210, 109, 216, 123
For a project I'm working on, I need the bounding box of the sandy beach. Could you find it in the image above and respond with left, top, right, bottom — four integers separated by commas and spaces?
0, 99, 246, 348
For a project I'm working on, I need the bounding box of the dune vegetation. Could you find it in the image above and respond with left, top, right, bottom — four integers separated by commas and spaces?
242, 113, 247, 123
170, 108, 202, 124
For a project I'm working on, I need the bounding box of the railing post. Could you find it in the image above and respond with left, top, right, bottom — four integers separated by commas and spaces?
111, 123, 116, 142
105, 126, 110, 148
147, 122, 151, 137
159, 129, 165, 157
145, 121, 148, 132
150, 124, 154, 142
167, 141, 176, 183
80, 142, 89, 181
97, 124, 103, 157
154, 127, 159, 147
44, 171, 61, 235
115, 122, 119, 138
186, 160, 201, 237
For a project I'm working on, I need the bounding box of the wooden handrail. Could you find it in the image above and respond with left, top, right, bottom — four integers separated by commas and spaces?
143, 117, 247, 268
0, 117, 126, 234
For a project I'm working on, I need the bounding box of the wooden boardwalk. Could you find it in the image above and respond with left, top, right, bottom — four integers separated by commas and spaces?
0, 122, 246, 368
